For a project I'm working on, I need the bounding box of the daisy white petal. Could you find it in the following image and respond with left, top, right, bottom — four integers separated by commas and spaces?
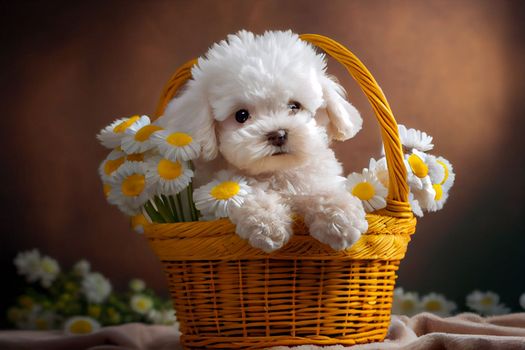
152, 130, 201, 161
14, 250, 42, 283
147, 308, 178, 326
73, 260, 90, 276
64, 316, 100, 335
466, 290, 501, 315
107, 162, 153, 215
409, 192, 424, 217
130, 294, 153, 315
82, 272, 112, 304
398, 124, 434, 152
146, 156, 193, 195
427, 155, 445, 186
193, 170, 252, 219
121, 116, 164, 154
346, 169, 387, 213
38, 256, 60, 288
129, 278, 146, 292
392, 289, 421, 316
97, 115, 142, 149
368, 157, 389, 188
420, 292, 457, 317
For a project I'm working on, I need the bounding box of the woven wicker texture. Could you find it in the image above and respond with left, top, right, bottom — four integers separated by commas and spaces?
145, 34, 417, 349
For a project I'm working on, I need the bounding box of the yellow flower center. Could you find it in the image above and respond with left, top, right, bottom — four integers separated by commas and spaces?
157, 159, 183, 180
408, 154, 429, 178
210, 181, 240, 200
166, 132, 193, 147
134, 125, 163, 142
480, 296, 495, 306
104, 157, 125, 175
437, 160, 449, 185
69, 319, 93, 334
132, 213, 149, 227
135, 299, 150, 311
352, 182, 375, 200
127, 153, 144, 162
401, 299, 417, 312
88, 305, 101, 318
41, 260, 56, 273
113, 115, 140, 133
433, 184, 443, 200
424, 300, 443, 311
121, 174, 145, 197
103, 184, 111, 197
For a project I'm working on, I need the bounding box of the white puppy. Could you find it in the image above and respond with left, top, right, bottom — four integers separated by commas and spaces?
161, 30, 368, 252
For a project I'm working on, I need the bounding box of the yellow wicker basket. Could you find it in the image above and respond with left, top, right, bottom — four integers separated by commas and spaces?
145, 34, 417, 350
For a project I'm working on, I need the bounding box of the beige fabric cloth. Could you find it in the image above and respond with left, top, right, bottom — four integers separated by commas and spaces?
0, 313, 524, 350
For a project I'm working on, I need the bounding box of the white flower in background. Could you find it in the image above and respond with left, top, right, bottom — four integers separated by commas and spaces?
420, 292, 457, 317
82, 272, 112, 304
368, 157, 389, 188
98, 149, 126, 182
146, 156, 194, 195
398, 124, 434, 152
73, 260, 91, 276
130, 294, 154, 315
14, 250, 42, 283
129, 278, 146, 292
409, 193, 424, 217
16, 305, 56, 330
346, 169, 388, 213
391, 288, 421, 316
435, 156, 455, 192
64, 316, 101, 335
97, 115, 143, 149
147, 308, 178, 326
193, 170, 252, 218
131, 213, 150, 234
520, 293, 525, 310
152, 130, 201, 161
121, 116, 164, 154
466, 290, 509, 316
38, 256, 60, 288
107, 162, 153, 215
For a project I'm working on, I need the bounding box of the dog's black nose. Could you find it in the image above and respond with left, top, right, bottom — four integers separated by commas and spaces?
267, 129, 288, 147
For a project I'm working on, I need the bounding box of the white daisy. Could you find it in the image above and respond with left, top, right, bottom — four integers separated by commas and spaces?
82, 272, 112, 304
146, 156, 193, 195
466, 290, 508, 315
121, 116, 164, 154
398, 124, 434, 152
520, 293, 525, 310
97, 115, 143, 149
130, 294, 154, 315
368, 157, 389, 188
73, 260, 90, 276
346, 168, 388, 213
131, 213, 150, 234
409, 192, 424, 217
420, 292, 457, 317
391, 288, 421, 316
107, 162, 153, 215
193, 170, 252, 219
38, 256, 60, 288
98, 149, 126, 182
426, 155, 445, 186
64, 316, 101, 335
424, 183, 449, 212
147, 308, 178, 326
152, 130, 201, 161
14, 249, 42, 283
435, 156, 455, 192
405, 149, 432, 190
129, 278, 146, 292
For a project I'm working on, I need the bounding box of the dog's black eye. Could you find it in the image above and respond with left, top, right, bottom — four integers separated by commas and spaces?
288, 101, 301, 113
235, 109, 250, 123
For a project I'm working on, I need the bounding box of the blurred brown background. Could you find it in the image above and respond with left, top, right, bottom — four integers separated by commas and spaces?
1, 0, 524, 326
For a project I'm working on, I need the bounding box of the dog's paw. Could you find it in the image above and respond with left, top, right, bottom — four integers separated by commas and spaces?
309, 211, 367, 250
235, 219, 292, 253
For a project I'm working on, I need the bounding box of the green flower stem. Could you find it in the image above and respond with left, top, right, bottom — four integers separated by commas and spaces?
153, 196, 174, 222
187, 181, 199, 221
168, 195, 181, 222
161, 194, 178, 221
144, 201, 164, 223
176, 193, 185, 221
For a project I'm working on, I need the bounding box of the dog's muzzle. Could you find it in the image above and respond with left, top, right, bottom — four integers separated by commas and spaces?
267, 129, 288, 147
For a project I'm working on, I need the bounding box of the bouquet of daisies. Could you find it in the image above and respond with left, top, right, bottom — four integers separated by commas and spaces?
346, 124, 455, 217
97, 115, 201, 224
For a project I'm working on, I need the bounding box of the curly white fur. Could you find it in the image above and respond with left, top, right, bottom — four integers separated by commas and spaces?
161, 30, 368, 252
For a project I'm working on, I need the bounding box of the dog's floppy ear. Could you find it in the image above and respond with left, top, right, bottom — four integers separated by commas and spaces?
319, 75, 362, 141
161, 84, 218, 161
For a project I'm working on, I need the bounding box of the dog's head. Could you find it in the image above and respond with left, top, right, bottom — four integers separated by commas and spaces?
162, 30, 362, 175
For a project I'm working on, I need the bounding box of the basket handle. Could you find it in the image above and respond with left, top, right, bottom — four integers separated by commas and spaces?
153, 34, 411, 217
